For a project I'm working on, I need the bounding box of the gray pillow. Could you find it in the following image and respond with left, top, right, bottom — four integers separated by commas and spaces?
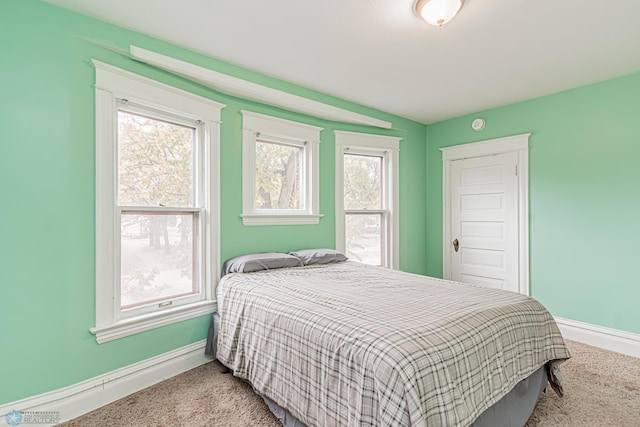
288, 248, 348, 266
222, 252, 303, 276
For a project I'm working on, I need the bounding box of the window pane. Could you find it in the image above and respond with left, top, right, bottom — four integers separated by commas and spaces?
255, 139, 303, 210
120, 212, 199, 309
344, 154, 382, 210
118, 111, 195, 207
345, 213, 383, 266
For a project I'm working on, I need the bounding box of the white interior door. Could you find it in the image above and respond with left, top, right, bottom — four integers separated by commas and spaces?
450, 152, 519, 292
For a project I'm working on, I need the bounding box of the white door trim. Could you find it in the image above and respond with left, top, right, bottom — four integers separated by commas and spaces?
441, 133, 530, 295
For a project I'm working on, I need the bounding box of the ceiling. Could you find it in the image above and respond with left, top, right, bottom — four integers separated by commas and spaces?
44, 0, 640, 124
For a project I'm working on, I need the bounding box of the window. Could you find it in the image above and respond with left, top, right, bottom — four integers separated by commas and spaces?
93, 60, 224, 343
117, 108, 201, 314
335, 131, 400, 268
344, 153, 384, 265
255, 138, 303, 210
241, 111, 323, 225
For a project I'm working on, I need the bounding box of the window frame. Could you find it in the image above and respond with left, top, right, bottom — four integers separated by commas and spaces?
335, 131, 400, 269
241, 111, 323, 226
92, 60, 225, 343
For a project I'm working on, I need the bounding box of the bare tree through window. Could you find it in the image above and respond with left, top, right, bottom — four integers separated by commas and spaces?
255, 138, 303, 210
344, 153, 385, 266
117, 110, 199, 309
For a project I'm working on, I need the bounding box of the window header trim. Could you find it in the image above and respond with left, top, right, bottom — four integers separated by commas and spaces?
242, 110, 323, 143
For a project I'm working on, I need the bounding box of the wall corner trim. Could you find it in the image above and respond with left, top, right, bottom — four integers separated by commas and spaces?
555, 317, 640, 358
0, 340, 211, 424
129, 46, 392, 129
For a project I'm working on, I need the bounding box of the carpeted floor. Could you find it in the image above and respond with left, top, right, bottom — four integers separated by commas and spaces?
59, 340, 640, 426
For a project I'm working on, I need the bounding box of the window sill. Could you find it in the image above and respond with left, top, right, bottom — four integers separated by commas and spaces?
241, 213, 324, 226
90, 300, 216, 344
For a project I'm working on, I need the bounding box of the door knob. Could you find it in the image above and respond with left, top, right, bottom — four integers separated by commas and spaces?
453, 238, 459, 252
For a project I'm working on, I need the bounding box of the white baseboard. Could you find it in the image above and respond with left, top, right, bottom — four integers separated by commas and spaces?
555, 317, 640, 358
0, 339, 212, 426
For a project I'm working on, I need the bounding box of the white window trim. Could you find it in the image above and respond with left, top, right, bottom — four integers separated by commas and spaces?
335, 131, 400, 269
92, 60, 225, 344
241, 111, 324, 226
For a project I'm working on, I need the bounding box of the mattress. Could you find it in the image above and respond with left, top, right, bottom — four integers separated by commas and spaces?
212, 261, 570, 426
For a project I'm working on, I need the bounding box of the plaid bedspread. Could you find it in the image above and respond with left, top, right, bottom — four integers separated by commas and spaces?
216, 262, 570, 427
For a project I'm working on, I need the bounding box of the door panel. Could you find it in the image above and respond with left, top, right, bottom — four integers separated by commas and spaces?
451, 152, 518, 292
461, 221, 504, 240
460, 193, 504, 211
460, 274, 505, 290
460, 164, 505, 185
460, 248, 505, 269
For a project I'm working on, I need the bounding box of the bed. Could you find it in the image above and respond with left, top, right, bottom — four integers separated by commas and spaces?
207, 250, 570, 427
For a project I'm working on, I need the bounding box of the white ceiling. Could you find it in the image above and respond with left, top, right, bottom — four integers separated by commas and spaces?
44, 0, 640, 124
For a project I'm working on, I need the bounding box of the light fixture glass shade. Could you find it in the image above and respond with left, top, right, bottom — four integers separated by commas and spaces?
416, 0, 463, 26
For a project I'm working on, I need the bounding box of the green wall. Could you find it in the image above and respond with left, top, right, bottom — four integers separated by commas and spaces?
4, 0, 638, 408
426, 72, 640, 335
0, 0, 426, 404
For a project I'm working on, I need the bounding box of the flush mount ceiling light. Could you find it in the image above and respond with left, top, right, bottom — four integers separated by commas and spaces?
415, 0, 464, 26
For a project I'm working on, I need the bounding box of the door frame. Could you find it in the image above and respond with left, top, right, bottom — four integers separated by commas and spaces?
440, 133, 530, 295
